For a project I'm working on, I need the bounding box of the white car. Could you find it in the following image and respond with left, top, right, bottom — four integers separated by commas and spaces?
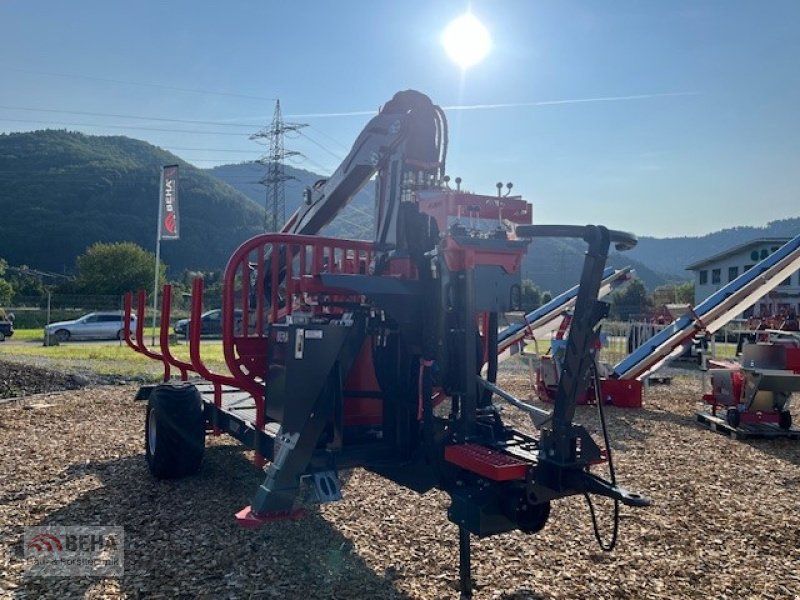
44, 312, 135, 342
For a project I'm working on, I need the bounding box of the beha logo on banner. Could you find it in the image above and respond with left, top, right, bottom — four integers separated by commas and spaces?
161, 165, 180, 240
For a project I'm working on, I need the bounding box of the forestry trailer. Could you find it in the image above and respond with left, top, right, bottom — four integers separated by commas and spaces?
126, 90, 648, 598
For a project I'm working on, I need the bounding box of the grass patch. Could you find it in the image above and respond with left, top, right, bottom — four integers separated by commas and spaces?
6, 328, 43, 341
0, 339, 227, 378
7, 326, 166, 343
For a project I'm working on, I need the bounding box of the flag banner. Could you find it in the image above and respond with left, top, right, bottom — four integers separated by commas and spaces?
160, 164, 180, 240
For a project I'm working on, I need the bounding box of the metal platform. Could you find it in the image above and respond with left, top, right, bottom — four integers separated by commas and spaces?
194, 382, 260, 424
695, 411, 800, 440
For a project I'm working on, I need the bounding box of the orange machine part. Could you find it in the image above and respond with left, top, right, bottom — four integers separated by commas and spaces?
343, 338, 383, 427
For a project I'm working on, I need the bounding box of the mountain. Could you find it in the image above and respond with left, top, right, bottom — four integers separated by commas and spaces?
628, 219, 800, 279
521, 236, 673, 294
207, 163, 671, 292
0, 130, 264, 274
2, 132, 794, 293
208, 163, 675, 291
206, 161, 374, 239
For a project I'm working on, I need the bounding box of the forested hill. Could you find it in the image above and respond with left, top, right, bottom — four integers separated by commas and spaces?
206, 161, 374, 239
629, 218, 800, 279
0, 130, 263, 274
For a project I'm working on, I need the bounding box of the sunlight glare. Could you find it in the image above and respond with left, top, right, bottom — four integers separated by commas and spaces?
442, 13, 491, 70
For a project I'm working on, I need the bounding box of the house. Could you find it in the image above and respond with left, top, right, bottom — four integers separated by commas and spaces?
686, 238, 800, 318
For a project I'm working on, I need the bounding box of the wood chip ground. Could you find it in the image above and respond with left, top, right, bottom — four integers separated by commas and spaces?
1, 370, 799, 599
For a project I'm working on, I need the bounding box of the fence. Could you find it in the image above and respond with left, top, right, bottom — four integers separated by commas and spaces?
525, 319, 751, 371
6, 288, 224, 329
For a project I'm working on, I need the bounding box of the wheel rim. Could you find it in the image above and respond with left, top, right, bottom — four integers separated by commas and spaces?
148, 409, 157, 456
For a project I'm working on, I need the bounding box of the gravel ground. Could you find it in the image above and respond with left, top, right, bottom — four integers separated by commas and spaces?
0, 360, 86, 400
1, 371, 799, 599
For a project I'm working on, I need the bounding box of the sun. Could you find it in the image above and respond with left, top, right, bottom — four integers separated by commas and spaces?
442, 13, 491, 70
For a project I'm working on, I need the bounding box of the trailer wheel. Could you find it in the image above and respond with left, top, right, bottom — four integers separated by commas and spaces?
516, 499, 551, 534
726, 408, 741, 429
145, 383, 205, 479
779, 410, 792, 431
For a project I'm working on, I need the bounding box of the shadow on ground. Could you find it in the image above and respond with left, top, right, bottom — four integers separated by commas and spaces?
11, 443, 409, 599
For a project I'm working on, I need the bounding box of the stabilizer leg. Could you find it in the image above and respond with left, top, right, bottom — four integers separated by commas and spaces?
459, 525, 472, 599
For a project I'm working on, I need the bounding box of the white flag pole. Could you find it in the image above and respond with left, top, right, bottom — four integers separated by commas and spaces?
152, 167, 164, 346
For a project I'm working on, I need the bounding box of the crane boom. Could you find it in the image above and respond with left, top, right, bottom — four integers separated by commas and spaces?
282, 90, 447, 252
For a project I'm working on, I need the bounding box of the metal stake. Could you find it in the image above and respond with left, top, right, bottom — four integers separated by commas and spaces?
459, 525, 472, 599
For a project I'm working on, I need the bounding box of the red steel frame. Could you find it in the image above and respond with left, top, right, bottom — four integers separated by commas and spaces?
221, 233, 375, 432
124, 234, 378, 461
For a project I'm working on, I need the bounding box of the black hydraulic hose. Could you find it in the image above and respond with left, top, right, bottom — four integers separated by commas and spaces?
482, 312, 499, 406
584, 356, 620, 552
418, 358, 435, 460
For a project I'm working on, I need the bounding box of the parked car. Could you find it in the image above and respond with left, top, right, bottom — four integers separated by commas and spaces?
174, 309, 243, 337
44, 312, 135, 342
0, 319, 13, 342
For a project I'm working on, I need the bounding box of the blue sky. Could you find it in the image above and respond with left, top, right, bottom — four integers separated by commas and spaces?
1, 0, 799, 237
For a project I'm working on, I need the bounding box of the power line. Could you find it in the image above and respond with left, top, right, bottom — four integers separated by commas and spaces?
298, 130, 344, 162
0, 104, 260, 128
0, 65, 277, 102
162, 145, 259, 154
0, 117, 261, 137
307, 125, 351, 153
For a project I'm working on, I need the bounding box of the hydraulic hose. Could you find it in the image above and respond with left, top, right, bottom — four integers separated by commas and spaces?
481, 312, 499, 406
584, 355, 620, 552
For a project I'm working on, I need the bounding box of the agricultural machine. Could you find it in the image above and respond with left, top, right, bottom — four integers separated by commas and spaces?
126, 90, 649, 598
702, 330, 800, 430
532, 233, 800, 423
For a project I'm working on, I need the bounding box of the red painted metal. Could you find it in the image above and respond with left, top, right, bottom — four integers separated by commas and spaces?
158, 284, 193, 381
383, 257, 417, 279
343, 339, 383, 427
599, 378, 643, 408
234, 505, 305, 528
129, 289, 170, 382
440, 236, 527, 274
444, 444, 530, 481
787, 347, 800, 373
122, 292, 139, 354
738, 410, 781, 425
187, 278, 242, 396
417, 191, 531, 234
221, 233, 376, 432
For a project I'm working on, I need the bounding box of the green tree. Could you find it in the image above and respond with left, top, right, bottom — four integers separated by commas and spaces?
6, 266, 46, 299
675, 281, 694, 304
0, 259, 13, 305
653, 281, 695, 306
610, 278, 652, 320
75, 242, 166, 295
519, 279, 541, 312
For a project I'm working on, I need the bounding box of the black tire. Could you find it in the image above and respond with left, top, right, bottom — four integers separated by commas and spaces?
779, 410, 792, 431
145, 383, 206, 479
54, 329, 70, 343
116, 329, 125, 340
0, 332, 5, 342
726, 408, 741, 429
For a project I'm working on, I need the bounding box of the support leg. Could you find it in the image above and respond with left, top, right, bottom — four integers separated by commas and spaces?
459, 525, 472, 599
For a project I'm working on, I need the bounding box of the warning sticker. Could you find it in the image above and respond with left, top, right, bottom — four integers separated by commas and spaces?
305, 330, 323, 339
